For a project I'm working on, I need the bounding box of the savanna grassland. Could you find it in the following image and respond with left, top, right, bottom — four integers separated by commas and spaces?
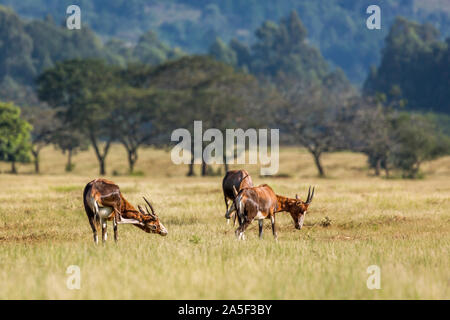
0, 145, 449, 299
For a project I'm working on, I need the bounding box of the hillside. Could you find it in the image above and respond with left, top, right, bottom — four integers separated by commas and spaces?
1, 0, 449, 83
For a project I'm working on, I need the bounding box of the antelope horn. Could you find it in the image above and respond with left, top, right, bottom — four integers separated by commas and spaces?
143, 197, 157, 217
232, 185, 238, 197
147, 206, 157, 219
306, 186, 311, 203
306, 186, 315, 204
137, 205, 146, 214
295, 194, 299, 200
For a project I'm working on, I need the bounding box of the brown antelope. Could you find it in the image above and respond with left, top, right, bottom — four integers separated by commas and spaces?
222, 170, 253, 225
232, 184, 315, 240
83, 178, 168, 244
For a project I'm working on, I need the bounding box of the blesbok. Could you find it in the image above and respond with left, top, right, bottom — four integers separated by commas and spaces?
83, 178, 168, 244
232, 184, 315, 240
222, 170, 253, 224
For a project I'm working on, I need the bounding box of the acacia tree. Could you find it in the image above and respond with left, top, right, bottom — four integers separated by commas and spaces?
0, 102, 32, 174
99, 86, 165, 173
278, 73, 355, 177
350, 96, 395, 177
138, 56, 269, 176
352, 97, 450, 179
21, 106, 56, 173
51, 126, 88, 172
37, 59, 119, 175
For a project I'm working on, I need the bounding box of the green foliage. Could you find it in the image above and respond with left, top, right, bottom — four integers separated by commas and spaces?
0, 102, 32, 172
353, 99, 450, 179
37, 59, 121, 174
364, 17, 450, 114
0, 6, 35, 85
390, 113, 450, 178
35, 55, 266, 175
250, 11, 328, 84
133, 31, 184, 66
209, 38, 237, 67
209, 11, 339, 89
2, 0, 449, 84
37, 59, 120, 125
98, 86, 167, 172
278, 74, 355, 177
0, 6, 183, 106
145, 55, 270, 130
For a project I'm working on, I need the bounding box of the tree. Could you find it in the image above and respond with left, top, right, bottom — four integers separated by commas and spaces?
139, 55, 270, 176
0, 102, 32, 174
352, 98, 450, 179
100, 87, 164, 173
37, 59, 119, 175
278, 73, 355, 177
0, 6, 35, 85
51, 127, 88, 172
209, 37, 237, 67
250, 11, 328, 85
364, 17, 450, 115
21, 106, 56, 173
229, 38, 251, 70
351, 96, 395, 177
390, 113, 450, 178
132, 31, 184, 66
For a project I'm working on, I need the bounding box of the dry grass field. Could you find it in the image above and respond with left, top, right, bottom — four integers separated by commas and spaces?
0, 145, 449, 299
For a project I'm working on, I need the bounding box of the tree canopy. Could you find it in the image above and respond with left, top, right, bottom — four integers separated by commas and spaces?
364, 17, 450, 115
0, 102, 32, 173
2, 0, 449, 84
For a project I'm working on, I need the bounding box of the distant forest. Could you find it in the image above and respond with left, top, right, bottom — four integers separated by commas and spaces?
0, 2, 449, 116
1, 0, 449, 84
1, 2, 449, 178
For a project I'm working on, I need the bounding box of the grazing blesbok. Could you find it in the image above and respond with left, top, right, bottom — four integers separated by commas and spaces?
222, 170, 254, 224
232, 184, 315, 240
83, 178, 168, 244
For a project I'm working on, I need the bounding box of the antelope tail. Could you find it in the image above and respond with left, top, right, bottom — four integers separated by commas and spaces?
232, 187, 244, 226
83, 183, 100, 229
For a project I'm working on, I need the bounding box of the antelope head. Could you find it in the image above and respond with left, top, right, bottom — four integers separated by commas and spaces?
290, 186, 315, 230
138, 197, 168, 236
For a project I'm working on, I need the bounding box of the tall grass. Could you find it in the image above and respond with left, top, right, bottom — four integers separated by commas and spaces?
0, 145, 449, 299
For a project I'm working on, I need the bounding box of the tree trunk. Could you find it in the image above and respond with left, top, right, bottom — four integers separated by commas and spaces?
374, 158, 381, 176
99, 158, 106, 176
90, 133, 110, 176
201, 159, 207, 176
31, 148, 40, 174
410, 162, 421, 179
312, 152, 325, 177
187, 152, 195, 176
223, 153, 229, 173
127, 149, 138, 174
66, 149, 73, 172
11, 161, 17, 174
34, 157, 39, 174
